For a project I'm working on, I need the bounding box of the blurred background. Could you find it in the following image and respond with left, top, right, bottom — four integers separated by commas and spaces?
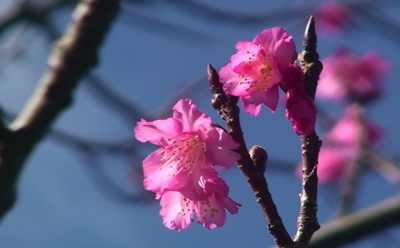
0, 0, 399, 247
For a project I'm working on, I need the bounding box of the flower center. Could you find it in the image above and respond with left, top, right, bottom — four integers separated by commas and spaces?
259, 63, 273, 75
236, 46, 278, 93
159, 134, 206, 176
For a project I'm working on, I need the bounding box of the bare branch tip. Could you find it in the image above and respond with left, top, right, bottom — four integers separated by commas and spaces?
304, 16, 316, 36
207, 64, 221, 89
207, 63, 216, 77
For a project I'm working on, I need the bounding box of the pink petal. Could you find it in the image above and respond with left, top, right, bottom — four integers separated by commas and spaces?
233, 62, 253, 74
286, 88, 316, 135
142, 149, 182, 193
233, 41, 261, 61
134, 118, 178, 146
203, 176, 242, 214
195, 193, 226, 230
316, 73, 346, 101
202, 173, 230, 196
219, 62, 237, 82
159, 191, 194, 231
240, 92, 264, 116
222, 197, 241, 214
262, 84, 280, 112
325, 107, 383, 147
177, 166, 218, 201
173, 99, 211, 133
362, 51, 391, 72
220, 63, 251, 96
195, 176, 241, 229
204, 128, 240, 169
252, 27, 295, 72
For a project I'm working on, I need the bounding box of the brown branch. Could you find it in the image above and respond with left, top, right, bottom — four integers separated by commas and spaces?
0, 0, 120, 221
208, 64, 294, 248
293, 16, 323, 248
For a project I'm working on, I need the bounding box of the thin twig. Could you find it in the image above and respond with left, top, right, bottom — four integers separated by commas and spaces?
293, 16, 322, 248
0, 0, 120, 221
208, 64, 294, 248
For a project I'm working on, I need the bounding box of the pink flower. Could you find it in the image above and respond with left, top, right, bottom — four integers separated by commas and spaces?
317, 148, 352, 183
219, 27, 296, 115
296, 147, 352, 183
134, 99, 240, 199
315, 2, 350, 34
159, 175, 241, 231
283, 65, 316, 135
325, 107, 383, 148
317, 49, 391, 103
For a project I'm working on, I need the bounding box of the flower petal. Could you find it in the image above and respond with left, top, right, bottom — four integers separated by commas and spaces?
142, 149, 182, 193
134, 118, 178, 146
204, 128, 240, 169
177, 166, 218, 201
195, 176, 241, 229
286, 89, 316, 135
173, 99, 211, 133
195, 193, 226, 230
262, 84, 280, 112
233, 41, 261, 61
222, 197, 241, 214
160, 191, 194, 231
220, 63, 252, 96
253, 27, 295, 72
240, 92, 263, 116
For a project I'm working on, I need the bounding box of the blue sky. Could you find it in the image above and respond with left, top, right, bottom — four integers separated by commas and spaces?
0, 0, 399, 247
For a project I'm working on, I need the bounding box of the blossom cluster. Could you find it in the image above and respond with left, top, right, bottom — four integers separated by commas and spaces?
134, 99, 241, 230
134, 27, 317, 230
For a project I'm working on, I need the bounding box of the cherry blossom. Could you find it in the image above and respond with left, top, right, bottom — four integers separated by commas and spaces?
325, 106, 382, 148
219, 27, 296, 115
317, 49, 391, 103
134, 99, 240, 199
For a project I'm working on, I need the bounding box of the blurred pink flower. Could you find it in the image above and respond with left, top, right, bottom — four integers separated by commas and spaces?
283, 65, 316, 135
159, 175, 241, 231
325, 107, 383, 148
219, 27, 296, 115
297, 147, 352, 183
315, 2, 349, 34
317, 49, 391, 103
134, 99, 240, 199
